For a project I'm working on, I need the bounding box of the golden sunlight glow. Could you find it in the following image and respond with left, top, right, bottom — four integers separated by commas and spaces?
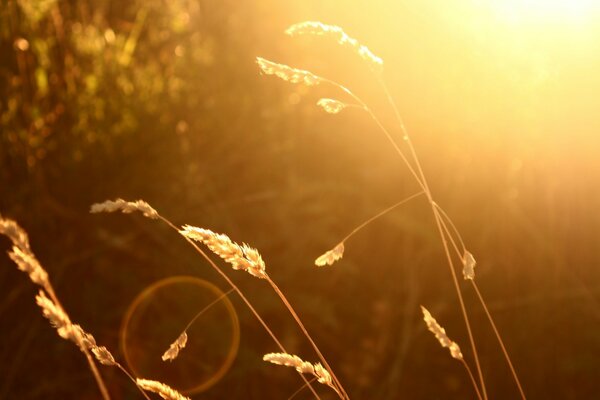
490, 0, 600, 25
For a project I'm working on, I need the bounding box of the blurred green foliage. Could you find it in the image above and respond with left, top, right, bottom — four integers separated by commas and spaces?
1, 0, 218, 170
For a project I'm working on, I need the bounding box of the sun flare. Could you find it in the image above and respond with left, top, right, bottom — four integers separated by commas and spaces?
490, 0, 600, 25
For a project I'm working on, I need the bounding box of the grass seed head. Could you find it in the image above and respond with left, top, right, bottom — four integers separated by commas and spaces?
136, 378, 191, 400
256, 57, 323, 86
462, 250, 476, 280
315, 242, 345, 267
162, 332, 188, 362
90, 199, 159, 219
421, 306, 463, 360
286, 21, 383, 73
180, 225, 267, 279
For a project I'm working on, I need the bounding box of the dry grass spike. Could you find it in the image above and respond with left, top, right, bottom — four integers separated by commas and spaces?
256, 57, 323, 86
285, 21, 383, 72
179, 225, 267, 279
317, 98, 348, 114
90, 199, 159, 219
315, 242, 344, 267
162, 332, 188, 362
136, 379, 191, 400
463, 250, 476, 280
0, 215, 31, 251
263, 352, 335, 388
421, 306, 463, 360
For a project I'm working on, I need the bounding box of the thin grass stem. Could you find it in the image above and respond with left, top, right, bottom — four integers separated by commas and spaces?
432, 202, 466, 254
182, 288, 235, 333
378, 77, 488, 400
157, 216, 322, 400
115, 364, 152, 400
339, 190, 425, 244
289, 377, 318, 400
435, 209, 526, 399
44, 283, 111, 400
471, 282, 527, 400
461, 359, 484, 400
267, 279, 347, 399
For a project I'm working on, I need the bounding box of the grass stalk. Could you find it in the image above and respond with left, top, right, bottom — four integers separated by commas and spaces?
461, 359, 484, 400
378, 78, 488, 400
156, 216, 322, 400
267, 279, 348, 399
435, 204, 526, 399
339, 190, 425, 244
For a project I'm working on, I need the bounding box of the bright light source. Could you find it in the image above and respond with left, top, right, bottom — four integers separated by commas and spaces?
490, 0, 599, 25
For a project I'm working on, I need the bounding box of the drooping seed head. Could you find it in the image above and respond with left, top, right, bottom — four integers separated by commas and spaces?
286, 21, 383, 73
180, 225, 267, 279
315, 242, 345, 267
256, 57, 323, 86
462, 250, 476, 280
421, 306, 463, 360
90, 199, 159, 219
136, 378, 191, 400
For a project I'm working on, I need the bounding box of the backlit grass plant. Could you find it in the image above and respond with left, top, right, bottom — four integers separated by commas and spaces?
0, 20, 526, 400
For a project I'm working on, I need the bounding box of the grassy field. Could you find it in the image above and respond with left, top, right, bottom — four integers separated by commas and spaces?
1, 1, 600, 399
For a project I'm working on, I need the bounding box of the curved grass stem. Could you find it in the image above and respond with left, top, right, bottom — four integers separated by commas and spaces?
289, 377, 318, 400
157, 216, 322, 400
181, 288, 235, 334
267, 278, 348, 399
435, 208, 526, 400
339, 190, 425, 245
472, 282, 526, 400
44, 283, 111, 400
461, 359, 484, 400
377, 77, 488, 400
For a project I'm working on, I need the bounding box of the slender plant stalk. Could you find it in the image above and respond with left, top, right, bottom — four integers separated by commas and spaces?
157, 217, 322, 400
471, 282, 526, 399
378, 78, 488, 400
266, 279, 347, 399
461, 359, 483, 400
82, 350, 112, 400
320, 73, 487, 397
339, 190, 425, 244
289, 377, 318, 400
42, 280, 112, 400
319, 74, 487, 398
181, 289, 235, 334
435, 206, 526, 399
431, 206, 487, 399
115, 364, 152, 400
321, 78, 425, 191
432, 202, 466, 253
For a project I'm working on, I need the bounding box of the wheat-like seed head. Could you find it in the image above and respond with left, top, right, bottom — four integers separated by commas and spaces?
35, 290, 120, 365
1, 216, 49, 288
180, 225, 267, 279
462, 250, 476, 280
162, 332, 188, 362
263, 352, 315, 374
9, 245, 49, 287
0, 215, 31, 251
36, 290, 75, 339
263, 352, 335, 388
315, 242, 345, 267
256, 57, 323, 86
136, 379, 191, 400
421, 306, 463, 360
92, 346, 117, 366
90, 199, 159, 219
317, 98, 348, 114
286, 21, 383, 73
